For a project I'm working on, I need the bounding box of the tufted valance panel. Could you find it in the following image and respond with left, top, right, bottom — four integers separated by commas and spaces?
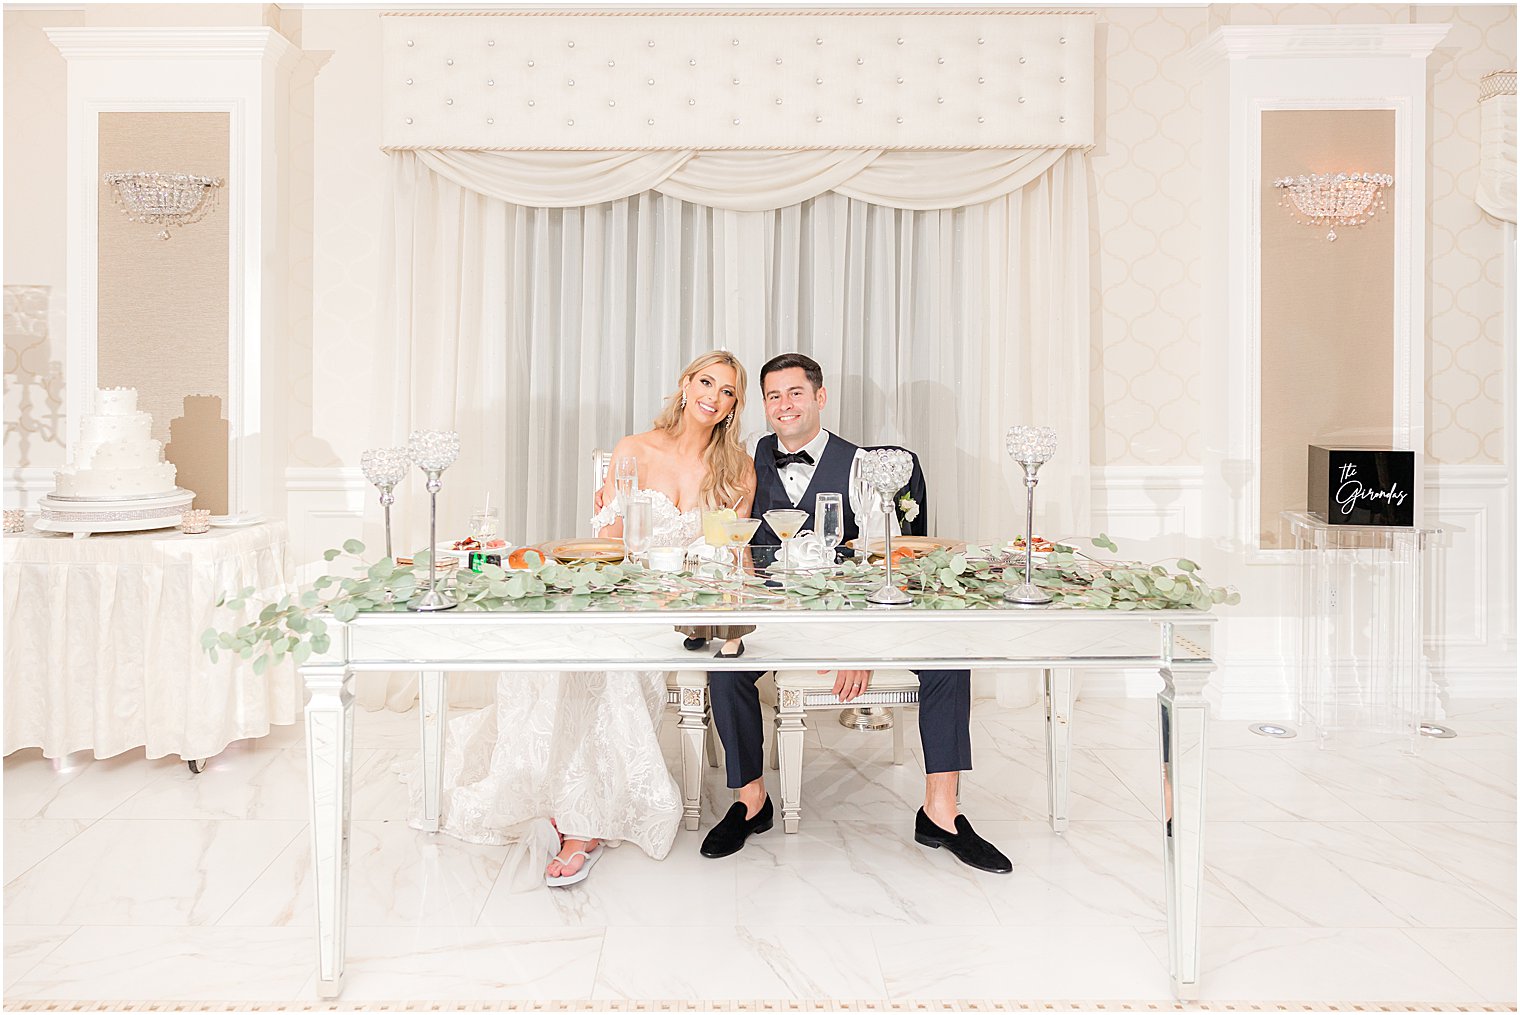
412, 147, 1068, 210
381, 10, 1095, 151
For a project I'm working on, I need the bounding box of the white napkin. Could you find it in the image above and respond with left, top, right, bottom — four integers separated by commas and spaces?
783, 531, 831, 570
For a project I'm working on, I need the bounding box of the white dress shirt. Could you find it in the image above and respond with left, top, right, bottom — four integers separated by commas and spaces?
749, 429, 899, 540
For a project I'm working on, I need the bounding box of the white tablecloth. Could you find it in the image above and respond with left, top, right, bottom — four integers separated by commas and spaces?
3, 522, 300, 760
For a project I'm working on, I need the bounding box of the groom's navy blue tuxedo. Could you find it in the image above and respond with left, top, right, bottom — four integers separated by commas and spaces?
708, 432, 973, 789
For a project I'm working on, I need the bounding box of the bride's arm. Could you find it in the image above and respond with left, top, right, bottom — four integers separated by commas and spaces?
593, 437, 635, 538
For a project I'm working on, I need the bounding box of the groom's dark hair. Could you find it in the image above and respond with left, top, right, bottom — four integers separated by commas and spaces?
759, 353, 824, 393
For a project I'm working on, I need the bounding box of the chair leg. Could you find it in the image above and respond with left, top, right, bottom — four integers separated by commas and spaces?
677, 691, 707, 832
892, 706, 906, 766
775, 692, 807, 833
704, 704, 724, 770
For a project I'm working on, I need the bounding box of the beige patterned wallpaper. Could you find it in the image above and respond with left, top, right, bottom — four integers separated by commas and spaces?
1091, 2, 1515, 466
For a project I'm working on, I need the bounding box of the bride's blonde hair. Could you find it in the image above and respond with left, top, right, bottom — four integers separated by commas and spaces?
651, 351, 749, 510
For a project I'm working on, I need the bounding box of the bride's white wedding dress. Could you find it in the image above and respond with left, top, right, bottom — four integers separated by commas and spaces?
403, 489, 701, 861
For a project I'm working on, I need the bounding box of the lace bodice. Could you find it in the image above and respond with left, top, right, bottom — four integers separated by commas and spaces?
590, 488, 704, 546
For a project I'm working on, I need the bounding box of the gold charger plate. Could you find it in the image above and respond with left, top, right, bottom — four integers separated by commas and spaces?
540, 537, 626, 564
847, 535, 966, 559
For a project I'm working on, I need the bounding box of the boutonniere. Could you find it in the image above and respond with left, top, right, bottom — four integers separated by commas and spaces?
897, 492, 920, 523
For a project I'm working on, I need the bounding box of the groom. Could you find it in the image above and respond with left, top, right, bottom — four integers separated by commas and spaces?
700, 353, 1012, 874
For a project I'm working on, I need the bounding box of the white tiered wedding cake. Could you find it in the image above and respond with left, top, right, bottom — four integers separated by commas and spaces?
54, 387, 178, 498
37, 387, 194, 536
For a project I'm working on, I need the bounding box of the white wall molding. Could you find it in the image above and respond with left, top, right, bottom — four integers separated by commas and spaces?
1194, 25, 1450, 66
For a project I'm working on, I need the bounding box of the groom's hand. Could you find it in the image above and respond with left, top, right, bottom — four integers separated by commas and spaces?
593, 487, 607, 512
826, 669, 873, 702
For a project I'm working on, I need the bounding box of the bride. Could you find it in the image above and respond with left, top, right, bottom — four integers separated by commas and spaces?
405, 351, 757, 886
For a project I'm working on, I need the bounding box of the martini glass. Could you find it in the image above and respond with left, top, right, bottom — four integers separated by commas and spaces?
763, 508, 808, 569
703, 507, 738, 570
721, 516, 763, 600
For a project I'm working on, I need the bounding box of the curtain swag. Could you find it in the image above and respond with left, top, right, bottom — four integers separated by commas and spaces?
412, 147, 1069, 212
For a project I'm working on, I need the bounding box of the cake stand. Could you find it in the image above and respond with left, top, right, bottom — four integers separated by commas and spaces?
35, 488, 196, 538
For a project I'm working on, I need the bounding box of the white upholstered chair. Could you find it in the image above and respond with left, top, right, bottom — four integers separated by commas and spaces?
769, 668, 920, 833
589, 449, 720, 831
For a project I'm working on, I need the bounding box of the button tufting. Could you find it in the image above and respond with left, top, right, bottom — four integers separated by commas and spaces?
732, 77, 740, 85
732, 118, 740, 125
487, 79, 494, 86
647, 78, 655, 85
732, 38, 739, 46
689, 58, 697, 66
647, 118, 654, 124
815, 114, 823, 122
527, 60, 534, 67
1019, 57, 1026, 64
567, 40, 575, 48
937, 96, 944, 103
608, 59, 615, 67
816, 76, 823, 84
487, 40, 495, 47
815, 38, 823, 45
405, 77, 413, 85
406, 40, 413, 47
608, 99, 616, 107
567, 118, 574, 125
937, 56, 945, 64
978, 76, 985, 84
977, 116, 985, 123
896, 76, 904, 84
1059, 36, 1066, 44
405, 116, 413, 123
568, 79, 575, 86
1059, 76, 1066, 83
486, 116, 494, 124
896, 37, 904, 45
776, 57, 783, 64
446, 58, 454, 66
648, 40, 654, 47
528, 99, 535, 106
896, 116, 903, 123
1018, 96, 1025, 103
688, 98, 695, 105
1059, 116, 1066, 122
856, 57, 864, 65
856, 97, 863, 103
978, 37, 985, 44
775, 97, 783, 104
445, 97, 453, 105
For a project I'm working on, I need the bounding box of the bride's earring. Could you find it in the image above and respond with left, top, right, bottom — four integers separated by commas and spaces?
723, 412, 734, 426
680, 393, 687, 409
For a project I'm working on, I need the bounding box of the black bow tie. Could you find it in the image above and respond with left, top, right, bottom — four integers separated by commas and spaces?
774, 448, 815, 469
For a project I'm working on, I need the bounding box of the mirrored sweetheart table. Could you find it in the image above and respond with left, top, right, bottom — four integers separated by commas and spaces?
299, 604, 1217, 999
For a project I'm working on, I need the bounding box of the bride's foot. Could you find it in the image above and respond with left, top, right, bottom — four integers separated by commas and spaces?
546, 837, 601, 880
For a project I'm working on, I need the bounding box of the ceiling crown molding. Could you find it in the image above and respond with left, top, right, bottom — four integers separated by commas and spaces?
1191, 24, 1451, 71
44, 26, 298, 64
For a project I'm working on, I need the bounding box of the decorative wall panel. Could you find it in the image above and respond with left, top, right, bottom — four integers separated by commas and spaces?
380, 11, 1095, 151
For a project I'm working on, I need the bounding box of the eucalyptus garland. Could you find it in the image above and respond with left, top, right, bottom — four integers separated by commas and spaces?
204, 535, 1238, 670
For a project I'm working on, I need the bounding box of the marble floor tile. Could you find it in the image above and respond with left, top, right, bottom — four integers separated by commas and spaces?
1377, 820, 1517, 917
3, 749, 179, 820
3, 925, 77, 990
351, 704, 431, 749
476, 825, 737, 927
318, 925, 603, 1000
6, 925, 312, 1001
105, 746, 313, 821
3, 818, 303, 926
735, 819, 1001, 926
1440, 698, 1517, 722
1205, 820, 1513, 929
594, 925, 886, 999
216, 819, 503, 927
1138, 926, 1484, 1001
1403, 928, 1518, 1002
1099, 745, 1371, 822
1280, 743, 1517, 822
873, 924, 1170, 998
3, 819, 92, 884
959, 748, 1155, 822
970, 820, 1258, 928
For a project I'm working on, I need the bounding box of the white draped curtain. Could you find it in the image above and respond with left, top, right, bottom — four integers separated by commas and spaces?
385, 148, 1090, 547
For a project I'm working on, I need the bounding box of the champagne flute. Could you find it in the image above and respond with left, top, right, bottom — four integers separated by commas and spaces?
614, 456, 639, 503
815, 492, 844, 563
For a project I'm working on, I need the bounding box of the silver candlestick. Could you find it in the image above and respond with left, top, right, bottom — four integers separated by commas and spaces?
1004, 425, 1057, 606
360, 447, 408, 560
862, 448, 915, 608
406, 429, 461, 612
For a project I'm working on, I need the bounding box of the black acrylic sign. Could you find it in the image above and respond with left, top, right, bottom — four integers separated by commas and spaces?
1307, 445, 1415, 526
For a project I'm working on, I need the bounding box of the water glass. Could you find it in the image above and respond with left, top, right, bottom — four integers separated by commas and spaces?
624, 491, 654, 563
468, 507, 499, 541
815, 492, 844, 559
614, 456, 639, 500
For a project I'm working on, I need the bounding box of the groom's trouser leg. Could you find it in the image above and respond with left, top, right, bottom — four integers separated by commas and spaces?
914, 669, 973, 774
709, 669, 767, 788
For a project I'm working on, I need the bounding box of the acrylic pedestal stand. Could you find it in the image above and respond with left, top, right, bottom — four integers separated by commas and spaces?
1284, 510, 1441, 753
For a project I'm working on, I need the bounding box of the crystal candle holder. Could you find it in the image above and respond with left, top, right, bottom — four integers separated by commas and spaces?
360, 446, 409, 560
861, 448, 915, 608
3, 509, 26, 534
180, 508, 211, 534
406, 429, 461, 612
1004, 425, 1057, 606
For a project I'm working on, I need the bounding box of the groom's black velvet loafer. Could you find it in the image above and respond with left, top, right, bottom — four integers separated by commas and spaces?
683, 636, 708, 651
700, 796, 773, 858
914, 808, 1013, 874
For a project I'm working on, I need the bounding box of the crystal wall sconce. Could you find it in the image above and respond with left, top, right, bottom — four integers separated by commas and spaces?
1273, 171, 1394, 241
103, 170, 225, 240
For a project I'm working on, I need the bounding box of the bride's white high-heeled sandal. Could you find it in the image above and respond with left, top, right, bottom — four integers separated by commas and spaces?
545, 842, 603, 887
